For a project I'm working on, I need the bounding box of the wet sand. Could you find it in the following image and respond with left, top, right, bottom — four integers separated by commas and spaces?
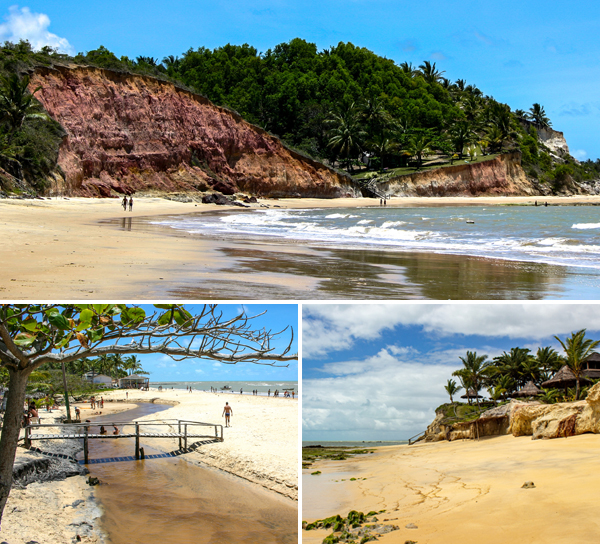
2, 195, 600, 299
86, 403, 297, 544
302, 434, 600, 544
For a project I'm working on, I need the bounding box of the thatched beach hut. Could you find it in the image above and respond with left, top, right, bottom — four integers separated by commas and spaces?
541, 365, 590, 390
513, 381, 542, 398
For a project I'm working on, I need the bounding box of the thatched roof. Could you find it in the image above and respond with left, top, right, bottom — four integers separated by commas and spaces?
513, 381, 542, 398
461, 388, 482, 399
541, 365, 590, 389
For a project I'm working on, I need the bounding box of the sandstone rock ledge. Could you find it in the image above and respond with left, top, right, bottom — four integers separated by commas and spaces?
424, 382, 600, 442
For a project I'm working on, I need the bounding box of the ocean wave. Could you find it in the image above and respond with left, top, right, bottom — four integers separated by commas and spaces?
572, 223, 600, 230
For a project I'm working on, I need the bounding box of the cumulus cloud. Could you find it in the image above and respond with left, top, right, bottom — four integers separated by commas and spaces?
303, 304, 600, 358
302, 348, 455, 440
0, 5, 73, 54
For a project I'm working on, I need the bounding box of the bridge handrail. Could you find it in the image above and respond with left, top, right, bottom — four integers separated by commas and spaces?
408, 430, 427, 445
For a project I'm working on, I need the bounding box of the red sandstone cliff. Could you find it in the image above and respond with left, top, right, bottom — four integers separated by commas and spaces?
381, 152, 538, 197
29, 65, 357, 198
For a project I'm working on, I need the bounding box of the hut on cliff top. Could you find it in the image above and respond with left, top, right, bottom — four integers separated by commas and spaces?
582, 353, 600, 379
541, 365, 590, 389
513, 381, 542, 398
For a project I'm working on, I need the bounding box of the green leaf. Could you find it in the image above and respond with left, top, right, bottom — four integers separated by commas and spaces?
92, 304, 109, 314
55, 332, 72, 349
45, 308, 60, 317
157, 312, 172, 326
128, 307, 146, 323
90, 328, 104, 343
21, 318, 39, 332
79, 309, 94, 326
47, 313, 70, 330
14, 332, 36, 347
154, 304, 176, 309
173, 309, 192, 326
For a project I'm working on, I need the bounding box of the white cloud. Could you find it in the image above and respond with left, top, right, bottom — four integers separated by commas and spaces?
303, 304, 600, 358
0, 6, 73, 54
303, 349, 453, 439
572, 149, 587, 161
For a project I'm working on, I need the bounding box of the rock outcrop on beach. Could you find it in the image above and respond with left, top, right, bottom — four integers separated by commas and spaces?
28, 65, 358, 198
381, 151, 537, 198
424, 383, 600, 442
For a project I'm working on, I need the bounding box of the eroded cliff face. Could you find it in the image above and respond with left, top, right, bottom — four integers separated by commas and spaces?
380, 152, 538, 197
29, 65, 357, 198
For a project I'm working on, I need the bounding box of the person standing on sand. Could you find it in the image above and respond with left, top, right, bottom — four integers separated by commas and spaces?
129, 196, 133, 211
222, 402, 233, 427
122, 195, 127, 211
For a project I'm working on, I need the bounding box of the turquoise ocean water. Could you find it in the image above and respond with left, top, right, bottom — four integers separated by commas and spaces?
152, 205, 600, 270
150, 380, 297, 396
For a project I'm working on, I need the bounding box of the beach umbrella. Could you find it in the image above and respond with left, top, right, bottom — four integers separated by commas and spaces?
513, 381, 542, 398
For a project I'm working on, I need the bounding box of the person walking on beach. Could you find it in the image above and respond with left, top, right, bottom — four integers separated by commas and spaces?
122, 195, 127, 211
222, 402, 233, 427
74, 406, 81, 421
129, 196, 133, 211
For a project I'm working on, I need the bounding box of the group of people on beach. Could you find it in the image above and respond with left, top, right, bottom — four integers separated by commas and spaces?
90, 396, 104, 410
121, 195, 134, 211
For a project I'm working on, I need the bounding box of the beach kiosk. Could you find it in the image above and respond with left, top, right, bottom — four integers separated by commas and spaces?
118, 374, 150, 390
541, 365, 589, 390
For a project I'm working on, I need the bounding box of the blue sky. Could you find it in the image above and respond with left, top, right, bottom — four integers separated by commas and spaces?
302, 303, 600, 441
2, 1, 600, 159
96, 304, 298, 382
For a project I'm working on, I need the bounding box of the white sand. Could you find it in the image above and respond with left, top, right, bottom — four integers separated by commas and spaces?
303, 434, 600, 544
103, 389, 299, 500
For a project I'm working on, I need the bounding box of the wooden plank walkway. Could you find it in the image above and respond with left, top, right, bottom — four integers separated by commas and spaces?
23, 419, 223, 463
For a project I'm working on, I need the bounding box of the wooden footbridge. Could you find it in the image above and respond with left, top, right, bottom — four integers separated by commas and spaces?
22, 419, 223, 464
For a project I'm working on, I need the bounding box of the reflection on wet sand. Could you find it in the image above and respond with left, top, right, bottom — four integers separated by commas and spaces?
171, 245, 583, 300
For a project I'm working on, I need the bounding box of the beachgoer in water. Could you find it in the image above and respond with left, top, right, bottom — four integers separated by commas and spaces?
100, 426, 107, 435
268, 389, 271, 397
240, 388, 243, 395
222, 402, 233, 427
113, 425, 120, 435
129, 197, 133, 211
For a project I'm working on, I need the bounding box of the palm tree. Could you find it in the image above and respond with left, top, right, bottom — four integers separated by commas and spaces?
536, 346, 564, 374
449, 120, 477, 159
444, 379, 462, 404
453, 351, 491, 410
0, 74, 50, 141
492, 347, 536, 391
527, 103, 552, 129
326, 104, 366, 172
554, 329, 600, 400
399, 62, 416, 78
418, 61, 445, 84
404, 132, 433, 168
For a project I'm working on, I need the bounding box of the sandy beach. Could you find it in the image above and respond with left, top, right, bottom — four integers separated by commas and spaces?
303, 434, 600, 544
101, 388, 299, 500
1, 389, 296, 544
2, 194, 600, 299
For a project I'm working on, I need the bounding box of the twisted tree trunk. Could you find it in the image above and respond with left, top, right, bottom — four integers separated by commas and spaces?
0, 367, 32, 524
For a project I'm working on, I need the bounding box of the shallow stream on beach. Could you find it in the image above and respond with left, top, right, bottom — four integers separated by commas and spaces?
81, 403, 297, 544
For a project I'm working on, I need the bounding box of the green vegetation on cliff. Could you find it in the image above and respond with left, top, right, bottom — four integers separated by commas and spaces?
1, 38, 599, 195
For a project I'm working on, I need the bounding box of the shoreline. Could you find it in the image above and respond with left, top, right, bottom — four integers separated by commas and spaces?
2, 195, 600, 299
101, 389, 299, 501
302, 434, 600, 544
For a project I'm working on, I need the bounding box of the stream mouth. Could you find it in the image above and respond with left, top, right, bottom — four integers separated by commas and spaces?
80, 403, 297, 544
